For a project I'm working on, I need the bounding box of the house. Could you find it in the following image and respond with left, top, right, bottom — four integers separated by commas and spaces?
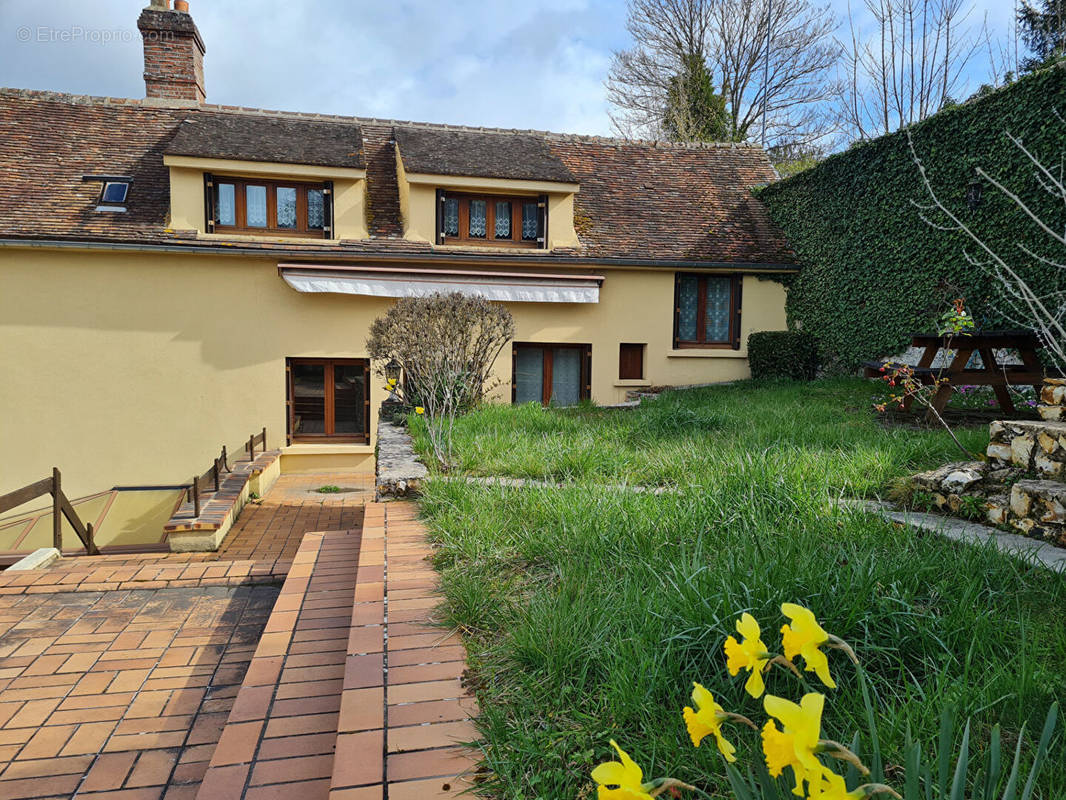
0, 2, 796, 504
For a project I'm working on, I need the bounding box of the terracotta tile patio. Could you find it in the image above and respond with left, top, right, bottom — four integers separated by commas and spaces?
0, 473, 479, 799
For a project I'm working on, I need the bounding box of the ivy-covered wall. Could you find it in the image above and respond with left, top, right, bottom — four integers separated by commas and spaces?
758, 64, 1066, 372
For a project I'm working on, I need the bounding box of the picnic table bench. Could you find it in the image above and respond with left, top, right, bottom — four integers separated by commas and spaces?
863, 330, 1062, 415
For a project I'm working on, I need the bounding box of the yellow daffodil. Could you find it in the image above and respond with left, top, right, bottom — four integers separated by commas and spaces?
591, 740, 654, 800
415, 406, 425, 415
762, 692, 826, 796
724, 612, 771, 698
808, 770, 900, 800
781, 603, 836, 689
807, 770, 866, 800
387, 377, 397, 387
682, 682, 737, 761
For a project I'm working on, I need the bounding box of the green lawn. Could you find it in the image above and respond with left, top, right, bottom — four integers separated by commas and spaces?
411, 379, 1065, 798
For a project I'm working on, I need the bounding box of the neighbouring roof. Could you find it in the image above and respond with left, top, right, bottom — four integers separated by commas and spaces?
394, 127, 574, 183
165, 112, 365, 169
0, 88, 796, 267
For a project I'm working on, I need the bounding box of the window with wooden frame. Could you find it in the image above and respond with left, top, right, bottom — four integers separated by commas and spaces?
618, 343, 645, 380
205, 174, 333, 238
286, 358, 370, 444
512, 343, 591, 406
436, 190, 547, 248
673, 273, 743, 349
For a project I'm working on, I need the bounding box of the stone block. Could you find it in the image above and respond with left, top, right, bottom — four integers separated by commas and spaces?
1040, 383, 1065, 405
1011, 479, 1066, 526
986, 443, 1012, 462
1034, 453, 1064, 476
1038, 431, 1060, 454
985, 498, 1009, 526
1011, 434, 1035, 468
1038, 404, 1064, 421
913, 462, 986, 492
1011, 484, 1033, 518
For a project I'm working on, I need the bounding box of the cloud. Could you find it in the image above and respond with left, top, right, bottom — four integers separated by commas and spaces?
0, 0, 627, 134
0, 0, 1019, 138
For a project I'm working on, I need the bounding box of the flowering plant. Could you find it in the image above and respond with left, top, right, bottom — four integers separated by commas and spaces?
937, 299, 975, 337
589, 604, 1057, 800
872, 363, 976, 460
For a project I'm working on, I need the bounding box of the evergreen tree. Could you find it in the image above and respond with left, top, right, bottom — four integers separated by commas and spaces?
1019, 0, 1066, 70
662, 53, 732, 142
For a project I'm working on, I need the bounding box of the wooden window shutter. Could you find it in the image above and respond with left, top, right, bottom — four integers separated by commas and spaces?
284, 359, 293, 445
537, 194, 548, 248
672, 273, 682, 349
511, 344, 517, 403
203, 172, 215, 232
363, 361, 372, 440
322, 181, 334, 239
583, 345, 592, 400
732, 275, 743, 350
436, 189, 445, 245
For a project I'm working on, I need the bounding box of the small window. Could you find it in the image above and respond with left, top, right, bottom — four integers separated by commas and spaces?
619, 343, 645, 380
207, 177, 331, 238
286, 358, 370, 444
512, 343, 591, 406
101, 182, 129, 204
438, 191, 546, 248
84, 175, 133, 212
674, 273, 742, 349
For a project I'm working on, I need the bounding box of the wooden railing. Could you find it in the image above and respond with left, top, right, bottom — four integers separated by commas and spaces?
0, 468, 100, 555
187, 428, 269, 517
188, 445, 230, 518
246, 427, 267, 461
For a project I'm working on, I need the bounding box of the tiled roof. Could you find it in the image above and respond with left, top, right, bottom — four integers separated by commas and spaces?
165, 112, 365, 169
548, 138, 793, 263
0, 88, 796, 266
394, 127, 574, 183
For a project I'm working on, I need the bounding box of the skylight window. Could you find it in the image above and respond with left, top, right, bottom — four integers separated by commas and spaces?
101, 182, 129, 204
82, 174, 133, 212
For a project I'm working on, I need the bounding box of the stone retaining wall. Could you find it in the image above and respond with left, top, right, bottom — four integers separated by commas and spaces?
912, 401, 1066, 547
986, 419, 1066, 476
375, 420, 428, 500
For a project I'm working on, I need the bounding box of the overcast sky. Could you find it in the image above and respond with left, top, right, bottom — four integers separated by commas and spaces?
0, 0, 1020, 137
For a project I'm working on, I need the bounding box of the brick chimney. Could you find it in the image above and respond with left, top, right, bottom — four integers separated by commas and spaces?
137, 1, 206, 103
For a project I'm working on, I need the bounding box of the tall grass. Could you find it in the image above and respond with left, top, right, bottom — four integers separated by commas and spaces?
413, 379, 1064, 798
413, 378, 989, 494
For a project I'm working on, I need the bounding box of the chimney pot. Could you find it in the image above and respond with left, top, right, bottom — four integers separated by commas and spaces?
174, 0, 189, 12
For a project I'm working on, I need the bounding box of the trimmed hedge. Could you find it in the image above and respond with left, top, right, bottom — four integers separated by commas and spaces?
748, 331, 818, 380
758, 64, 1066, 372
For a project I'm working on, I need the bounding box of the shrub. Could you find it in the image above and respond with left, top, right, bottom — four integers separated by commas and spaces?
366, 292, 514, 468
748, 331, 818, 380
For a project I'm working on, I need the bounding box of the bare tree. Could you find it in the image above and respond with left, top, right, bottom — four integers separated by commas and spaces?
366, 293, 514, 468
909, 125, 1066, 371
837, 0, 985, 141
607, 0, 840, 148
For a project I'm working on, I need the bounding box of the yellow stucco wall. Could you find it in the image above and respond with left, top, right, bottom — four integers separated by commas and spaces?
164, 156, 368, 240
0, 246, 786, 498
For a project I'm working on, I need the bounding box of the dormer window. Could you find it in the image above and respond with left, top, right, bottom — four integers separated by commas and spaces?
204, 174, 333, 238
436, 191, 546, 248
83, 175, 132, 212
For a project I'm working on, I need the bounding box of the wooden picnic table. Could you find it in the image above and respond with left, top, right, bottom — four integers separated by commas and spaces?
863, 330, 1057, 415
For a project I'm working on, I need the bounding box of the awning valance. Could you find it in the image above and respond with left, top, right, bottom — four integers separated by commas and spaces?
278, 263, 602, 304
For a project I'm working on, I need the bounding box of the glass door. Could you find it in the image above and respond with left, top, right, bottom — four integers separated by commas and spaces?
512, 344, 590, 406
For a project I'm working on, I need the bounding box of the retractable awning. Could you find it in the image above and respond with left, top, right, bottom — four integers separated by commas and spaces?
278, 263, 603, 304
